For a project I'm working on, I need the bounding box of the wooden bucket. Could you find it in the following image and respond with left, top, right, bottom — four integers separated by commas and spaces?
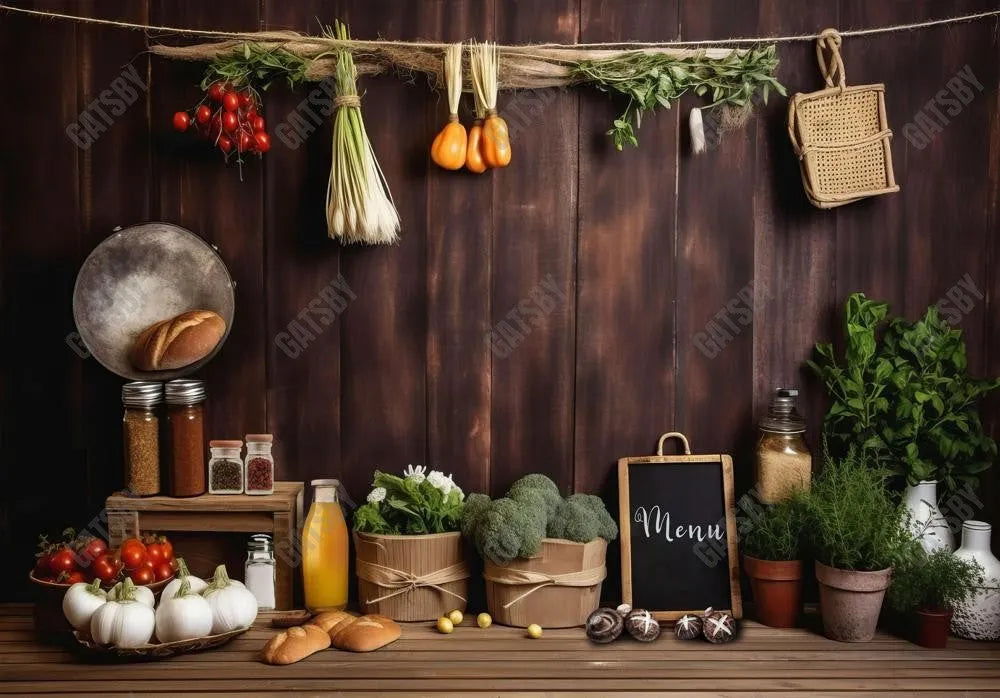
354, 531, 469, 621
484, 538, 607, 628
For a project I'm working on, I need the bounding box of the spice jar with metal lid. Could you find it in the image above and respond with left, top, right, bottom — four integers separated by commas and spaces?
245, 534, 276, 610
166, 379, 207, 497
755, 388, 812, 504
208, 440, 244, 494
122, 381, 163, 496
244, 434, 274, 495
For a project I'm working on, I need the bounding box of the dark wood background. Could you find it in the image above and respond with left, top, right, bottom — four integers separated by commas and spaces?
2, 0, 999, 600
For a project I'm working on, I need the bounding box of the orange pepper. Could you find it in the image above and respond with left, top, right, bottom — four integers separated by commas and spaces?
481, 111, 511, 168
465, 119, 487, 173
431, 115, 468, 170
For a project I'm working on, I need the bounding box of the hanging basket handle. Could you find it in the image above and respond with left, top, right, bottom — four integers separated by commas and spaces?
816, 28, 846, 90
657, 432, 692, 456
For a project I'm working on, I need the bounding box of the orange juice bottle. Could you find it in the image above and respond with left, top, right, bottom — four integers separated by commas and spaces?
302, 478, 349, 612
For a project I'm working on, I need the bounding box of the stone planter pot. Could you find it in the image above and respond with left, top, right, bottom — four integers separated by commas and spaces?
743, 555, 803, 628
815, 561, 891, 642
915, 607, 953, 649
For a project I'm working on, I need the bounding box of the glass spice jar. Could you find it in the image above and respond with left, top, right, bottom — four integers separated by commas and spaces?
244, 434, 275, 495
122, 381, 163, 496
755, 388, 812, 504
166, 379, 207, 497
245, 534, 276, 610
208, 440, 244, 494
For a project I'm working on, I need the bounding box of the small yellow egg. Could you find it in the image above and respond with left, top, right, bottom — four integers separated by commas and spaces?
448, 609, 464, 625
477, 612, 492, 629
436, 616, 454, 634
527, 623, 543, 639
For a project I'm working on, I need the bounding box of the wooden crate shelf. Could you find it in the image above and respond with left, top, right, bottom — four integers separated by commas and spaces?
105, 482, 303, 610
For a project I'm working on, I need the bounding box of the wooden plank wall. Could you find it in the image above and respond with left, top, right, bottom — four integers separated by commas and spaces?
2, 0, 1000, 600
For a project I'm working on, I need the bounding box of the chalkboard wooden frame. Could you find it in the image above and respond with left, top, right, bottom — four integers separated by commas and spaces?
617, 434, 742, 621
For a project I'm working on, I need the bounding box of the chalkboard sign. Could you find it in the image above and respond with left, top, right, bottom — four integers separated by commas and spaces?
618, 432, 741, 621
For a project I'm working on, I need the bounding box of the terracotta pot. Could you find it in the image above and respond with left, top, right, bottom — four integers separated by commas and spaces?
915, 608, 953, 648
815, 561, 891, 642
743, 555, 803, 628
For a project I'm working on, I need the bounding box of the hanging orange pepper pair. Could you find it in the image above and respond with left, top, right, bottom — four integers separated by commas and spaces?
469, 41, 510, 172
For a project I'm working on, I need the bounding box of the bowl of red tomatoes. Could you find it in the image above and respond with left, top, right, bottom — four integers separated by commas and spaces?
29, 530, 178, 641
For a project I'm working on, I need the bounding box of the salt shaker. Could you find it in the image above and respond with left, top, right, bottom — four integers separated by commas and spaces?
245, 534, 276, 610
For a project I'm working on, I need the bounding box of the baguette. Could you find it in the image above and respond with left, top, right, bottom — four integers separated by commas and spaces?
130, 309, 226, 371
259, 624, 331, 665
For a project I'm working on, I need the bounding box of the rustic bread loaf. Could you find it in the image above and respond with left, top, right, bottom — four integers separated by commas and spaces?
130, 309, 226, 371
329, 614, 401, 652
308, 610, 357, 636
259, 623, 331, 665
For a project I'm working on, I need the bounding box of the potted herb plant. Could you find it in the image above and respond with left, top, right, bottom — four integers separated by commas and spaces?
804, 446, 914, 642
352, 466, 468, 621
887, 548, 984, 648
741, 494, 807, 628
462, 474, 618, 628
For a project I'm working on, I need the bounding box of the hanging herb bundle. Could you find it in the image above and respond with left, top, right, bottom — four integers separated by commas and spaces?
470, 41, 511, 168
430, 43, 467, 170
571, 44, 786, 149
325, 21, 401, 244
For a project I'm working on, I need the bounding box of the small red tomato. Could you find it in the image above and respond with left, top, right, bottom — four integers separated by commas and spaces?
91, 553, 121, 584
80, 538, 108, 567
238, 131, 253, 152
64, 570, 87, 585
222, 92, 239, 112
153, 562, 175, 582
49, 548, 76, 575
160, 538, 174, 563
238, 90, 254, 109
172, 111, 190, 132
246, 107, 258, 122
195, 104, 212, 125
129, 564, 154, 586
218, 135, 233, 153
251, 116, 266, 132
120, 538, 147, 570
208, 81, 226, 102
254, 131, 271, 153
221, 111, 238, 133
146, 542, 166, 566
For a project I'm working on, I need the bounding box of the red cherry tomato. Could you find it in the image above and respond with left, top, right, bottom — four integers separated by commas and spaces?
80, 538, 108, 567
238, 90, 254, 109
238, 131, 253, 152
218, 135, 233, 154
251, 116, 266, 132
221, 111, 238, 133
145, 543, 166, 566
208, 81, 226, 102
91, 553, 121, 585
49, 549, 76, 575
63, 570, 87, 585
254, 131, 271, 153
119, 538, 147, 570
222, 92, 240, 112
128, 564, 155, 586
246, 107, 258, 122
172, 111, 190, 132
153, 562, 175, 582
195, 104, 212, 125
160, 538, 174, 563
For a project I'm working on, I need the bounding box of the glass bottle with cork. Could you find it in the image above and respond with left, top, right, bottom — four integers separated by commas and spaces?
302, 479, 349, 612
244, 434, 275, 495
165, 379, 207, 497
755, 388, 812, 504
122, 381, 163, 497
208, 440, 244, 494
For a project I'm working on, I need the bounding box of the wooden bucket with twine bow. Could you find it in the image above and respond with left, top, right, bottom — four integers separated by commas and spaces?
354, 531, 469, 621
787, 28, 899, 208
483, 537, 607, 628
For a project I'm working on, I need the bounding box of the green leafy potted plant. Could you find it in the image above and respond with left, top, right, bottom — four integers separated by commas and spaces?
886, 548, 984, 648
804, 446, 913, 642
353, 466, 468, 621
461, 474, 618, 628
741, 494, 807, 628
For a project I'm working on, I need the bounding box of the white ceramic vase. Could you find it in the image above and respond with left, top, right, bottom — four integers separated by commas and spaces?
903, 480, 954, 552
951, 520, 1000, 641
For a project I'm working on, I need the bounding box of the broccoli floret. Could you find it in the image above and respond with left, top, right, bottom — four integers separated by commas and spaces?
508, 474, 562, 520
509, 488, 546, 557
567, 493, 618, 541
475, 498, 530, 566
460, 493, 492, 540
547, 499, 600, 543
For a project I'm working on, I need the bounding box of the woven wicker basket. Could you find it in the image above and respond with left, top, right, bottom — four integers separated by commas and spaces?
788, 29, 899, 209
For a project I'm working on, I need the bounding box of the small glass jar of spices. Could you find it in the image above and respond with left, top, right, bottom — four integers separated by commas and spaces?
755, 388, 812, 504
165, 379, 207, 497
245, 533, 276, 610
245, 434, 275, 495
208, 440, 244, 494
122, 381, 163, 496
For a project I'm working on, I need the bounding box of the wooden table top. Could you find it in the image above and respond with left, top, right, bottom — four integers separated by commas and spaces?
1, 603, 998, 695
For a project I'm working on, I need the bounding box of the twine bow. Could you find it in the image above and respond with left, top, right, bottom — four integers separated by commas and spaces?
357, 559, 470, 606
484, 565, 607, 609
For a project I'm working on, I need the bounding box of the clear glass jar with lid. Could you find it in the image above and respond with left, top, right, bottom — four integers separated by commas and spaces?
165, 379, 207, 497
244, 434, 275, 495
208, 440, 244, 494
122, 381, 163, 497
245, 533, 276, 610
755, 387, 812, 504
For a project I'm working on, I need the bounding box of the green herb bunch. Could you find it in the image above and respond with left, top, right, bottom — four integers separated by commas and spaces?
741, 493, 808, 562
353, 467, 464, 535
202, 42, 309, 94
571, 44, 785, 149
807, 292, 1000, 495
887, 548, 984, 613
803, 444, 913, 571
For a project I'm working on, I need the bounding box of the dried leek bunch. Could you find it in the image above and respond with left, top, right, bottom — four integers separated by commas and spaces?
325, 20, 400, 244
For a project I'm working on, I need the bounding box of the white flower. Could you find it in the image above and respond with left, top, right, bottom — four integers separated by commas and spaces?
367, 487, 386, 504
427, 470, 452, 494
403, 464, 427, 484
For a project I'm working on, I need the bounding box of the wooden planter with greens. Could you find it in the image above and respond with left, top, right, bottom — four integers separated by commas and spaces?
461, 475, 618, 628
741, 495, 807, 628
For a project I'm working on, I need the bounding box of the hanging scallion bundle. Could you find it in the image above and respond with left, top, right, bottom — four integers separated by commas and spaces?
325, 20, 400, 245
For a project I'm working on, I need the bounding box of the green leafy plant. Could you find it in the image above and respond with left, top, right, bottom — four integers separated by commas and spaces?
202, 42, 309, 93
887, 548, 984, 612
571, 45, 786, 149
807, 292, 1000, 495
803, 445, 914, 571
741, 494, 808, 561
461, 474, 618, 566
353, 466, 464, 535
